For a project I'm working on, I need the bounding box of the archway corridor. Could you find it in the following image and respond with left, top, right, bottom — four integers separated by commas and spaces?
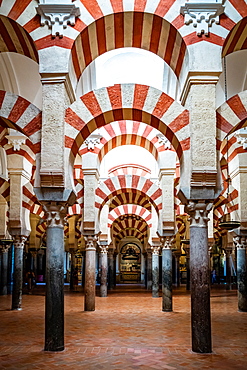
0, 284, 246, 369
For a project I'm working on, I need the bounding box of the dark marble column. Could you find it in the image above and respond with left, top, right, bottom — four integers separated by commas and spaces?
84, 235, 97, 311
186, 201, 212, 354
43, 203, 66, 352
99, 244, 108, 297
0, 246, 9, 295
174, 252, 181, 287
11, 236, 26, 310
184, 244, 190, 291
234, 236, 247, 312
152, 246, 160, 298
108, 249, 114, 290
161, 237, 174, 311
69, 248, 76, 291
225, 248, 232, 290
147, 249, 152, 290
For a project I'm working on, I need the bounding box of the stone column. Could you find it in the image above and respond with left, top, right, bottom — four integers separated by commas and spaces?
84, 235, 97, 311
186, 201, 212, 353
108, 249, 114, 290
234, 236, 247, 312
184, 244, 190, 291
225, 248, 232, 290
146, 249, 152, 290
174, 252, 181, 287
12, 236, 26, 310
43, 203, 66, 352
151, 245, 160, 298
69, 248, 76, 291
161, 236, 174, 311
0, 246, 10, 295
99, 244, 108, 297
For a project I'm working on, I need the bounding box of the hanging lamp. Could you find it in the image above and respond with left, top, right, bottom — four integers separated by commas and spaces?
218, 57, 241, 231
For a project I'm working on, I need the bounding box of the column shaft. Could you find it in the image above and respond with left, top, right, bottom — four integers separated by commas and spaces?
100, 251, 108, 297
108, 253, 114, 290
190, 225, 211, 353
12, 238, 25, 310
237, 247, 247, 312
1, 249, 8, 295
84, 242, 96, 311
147, 252, 152, 290
45, 226, 64, 351
152, 252, 159, 298
162, 248, 172, 311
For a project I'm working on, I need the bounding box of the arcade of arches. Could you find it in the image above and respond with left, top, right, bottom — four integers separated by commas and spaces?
0, 0, 247, 365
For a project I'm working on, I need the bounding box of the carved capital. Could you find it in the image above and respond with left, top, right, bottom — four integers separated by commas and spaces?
13, 236, 26, 249
6, 135, 26, 151
84, 134, 103, 150
43, 202, 67, 228
84, 235, 98, 251
36, 1, 80, 38
185, 201, 212, 228
180, 0, 225, 36
160, 236, 174, 250
99, 245, 108, 254
233, 236, 247, 249
156, 134, 171, 149
0, 245, 10, 253
151, 245, 160, 255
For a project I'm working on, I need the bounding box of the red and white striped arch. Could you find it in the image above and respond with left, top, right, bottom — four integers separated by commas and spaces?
216, 91, 247, 142
71, 11, 187, 83
79, 120, 173, 162
1, 0, 245, 61
65, 84, 190, 163
108, 164, 150, 178
222, 16, 247, 57
0, 91, 41, 153
108, 205, 152, 227
109, 192, 152, 212
22, 183, 45, 218
0, 178, 10, 203
0, 15, 38, 62
95, 174, 162, 214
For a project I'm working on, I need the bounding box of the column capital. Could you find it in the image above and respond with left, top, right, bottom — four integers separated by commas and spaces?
84, 235, 98, 251
13, 236, 27, 249
43, 202, 67, 228
99, 245, 108, 254
185, 201, 213, 228
233, 236, 247, 249
160, 236, 174, 250
151, 245, 160, 255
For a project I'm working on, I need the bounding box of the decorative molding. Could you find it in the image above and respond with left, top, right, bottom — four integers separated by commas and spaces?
84, 134, 103, 150
36, 0, 81, 38
190, 170, 217, 187
40, 169, 64, 187
180, 0, 225, 36
233, 236, 247, 249
43, 202, 67, 228
185, 201, 213, 228
180, 71, 220, 106
156, 134, 171, 149
6, 135, 26, 151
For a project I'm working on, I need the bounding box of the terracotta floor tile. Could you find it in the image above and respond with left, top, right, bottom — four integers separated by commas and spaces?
0, 284, 247, 369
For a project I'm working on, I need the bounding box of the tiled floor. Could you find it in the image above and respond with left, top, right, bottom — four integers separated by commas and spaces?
0, 284, 246, 369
